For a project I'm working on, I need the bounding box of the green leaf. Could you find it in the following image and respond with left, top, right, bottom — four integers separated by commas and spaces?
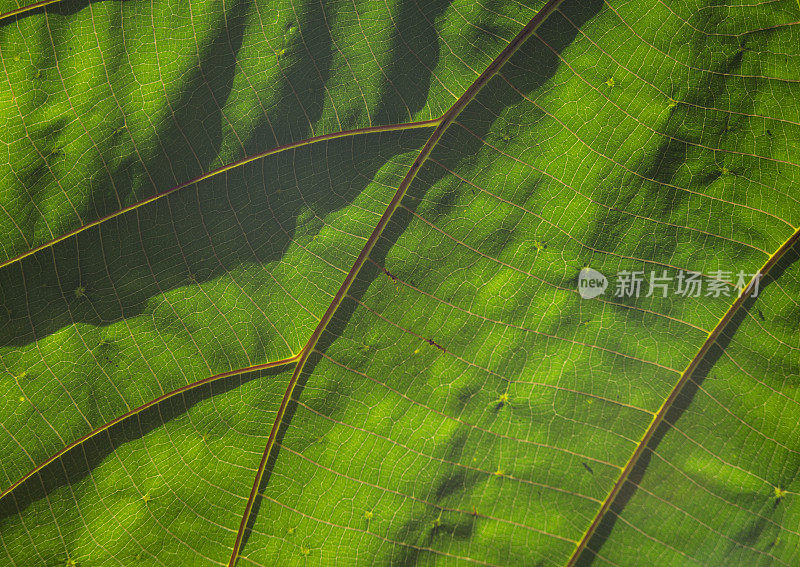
1, 1, 799, 565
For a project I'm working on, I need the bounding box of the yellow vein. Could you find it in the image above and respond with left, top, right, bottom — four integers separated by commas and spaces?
0, 354, 300, 503
566, 224, 800, 567
226, 1, 568, 565
0, 119, 440, 272
0, 0, 60, 21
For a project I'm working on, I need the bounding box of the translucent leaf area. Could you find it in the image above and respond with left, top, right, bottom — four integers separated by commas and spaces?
1, 1, 799, 565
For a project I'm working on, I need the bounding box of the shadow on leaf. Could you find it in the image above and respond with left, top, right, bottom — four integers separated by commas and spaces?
0, 362, 289, 521
232, 0, 606, 561
577, 241, 800, 566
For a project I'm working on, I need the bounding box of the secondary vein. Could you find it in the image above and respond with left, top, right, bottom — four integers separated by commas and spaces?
226, 1, 568, 564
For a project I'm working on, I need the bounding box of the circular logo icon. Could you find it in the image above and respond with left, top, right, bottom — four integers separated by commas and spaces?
578, 267, 607, 299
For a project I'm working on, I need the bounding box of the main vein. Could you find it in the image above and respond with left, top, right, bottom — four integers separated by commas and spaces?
0, 0, 60, 21
566, 225, 800, 566
226, 1, 567, 564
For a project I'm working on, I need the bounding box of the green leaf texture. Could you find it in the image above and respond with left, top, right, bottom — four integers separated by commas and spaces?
1, 0, 799, 565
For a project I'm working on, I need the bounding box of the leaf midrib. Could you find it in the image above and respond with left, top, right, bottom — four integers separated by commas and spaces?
227, 2, 568, 563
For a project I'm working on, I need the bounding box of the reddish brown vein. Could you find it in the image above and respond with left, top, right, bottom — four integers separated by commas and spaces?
226, 1, 568, 565
566, 225, 800, 566
0, 119, 440, 272
0, 354, 300, 503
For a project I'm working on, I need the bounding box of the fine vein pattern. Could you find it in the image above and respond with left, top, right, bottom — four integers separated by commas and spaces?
1, 0, 799, 566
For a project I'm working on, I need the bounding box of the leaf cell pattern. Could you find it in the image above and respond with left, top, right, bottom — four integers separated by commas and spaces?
1, 0, 799, 566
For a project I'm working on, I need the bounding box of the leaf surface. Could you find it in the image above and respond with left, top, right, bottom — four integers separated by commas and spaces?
1, 1, 799, 566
